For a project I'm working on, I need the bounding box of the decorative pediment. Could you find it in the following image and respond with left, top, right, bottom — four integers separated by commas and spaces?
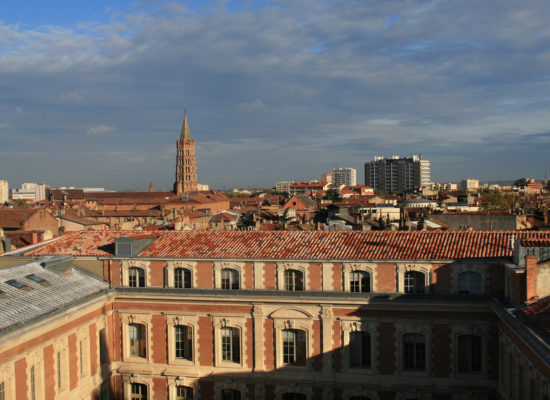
270, 308, 312, 320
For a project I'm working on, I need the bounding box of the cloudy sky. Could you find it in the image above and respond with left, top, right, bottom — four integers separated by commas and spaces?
1, 0, 549, 190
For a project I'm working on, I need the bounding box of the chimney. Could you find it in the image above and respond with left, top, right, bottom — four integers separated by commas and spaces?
525, 255, 538, 302
510, 233, 515, 252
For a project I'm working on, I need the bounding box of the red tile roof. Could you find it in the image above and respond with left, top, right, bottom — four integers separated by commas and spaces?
22, 230, 550, 261
517, 296, 550, 339
0, 209, 42, 229
520, 239, 550, 247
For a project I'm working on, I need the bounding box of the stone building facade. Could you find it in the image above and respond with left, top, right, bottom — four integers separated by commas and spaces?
1, 230, 550, 400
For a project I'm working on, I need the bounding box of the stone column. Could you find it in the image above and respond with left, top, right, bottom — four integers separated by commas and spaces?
252, 304, 265, 372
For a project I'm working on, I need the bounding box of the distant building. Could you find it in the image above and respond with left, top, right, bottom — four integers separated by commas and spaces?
275, 181, 293, 193
11, 182, 49, 202
174, 111, 198, 194
0, 180, 8, 203
364, 154, 430, 193
461, 179, 480, 191
331, 168, 357, 187
320, 172, 332, 183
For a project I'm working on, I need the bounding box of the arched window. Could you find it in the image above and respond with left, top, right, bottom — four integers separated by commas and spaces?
175, 325, 193, 361
221, 269, 240, 290
221, 388, 241, 400
350, 271, 371, 293
403, 333, 425, 371
282, 394, 307, 400
349, 331, 371, 368
457, 334, 482, 373
282, 329, 306, 366
284, 269, 304, 291
174, 268, 192, 289
458, 271, 482, 294
349, 397, 371, 400
129, 323, 147, 358
404, 271, 425, 294
221, 327, 240, 363
128, 267, 145, 287
176, 386, 193, 400
130, 383, 148, 400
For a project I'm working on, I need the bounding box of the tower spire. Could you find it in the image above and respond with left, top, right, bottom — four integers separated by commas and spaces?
180, 109, 191, 141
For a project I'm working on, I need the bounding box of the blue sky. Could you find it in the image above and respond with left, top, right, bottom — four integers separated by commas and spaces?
1, 0, 550, 190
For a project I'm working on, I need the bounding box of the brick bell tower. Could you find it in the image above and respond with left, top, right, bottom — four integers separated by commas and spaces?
174, 111, 198, 194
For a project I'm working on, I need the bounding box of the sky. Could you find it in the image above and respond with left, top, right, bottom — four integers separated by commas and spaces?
1, 0, 550, 191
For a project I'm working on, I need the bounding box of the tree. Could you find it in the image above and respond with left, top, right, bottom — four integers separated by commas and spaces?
323, 189, 342, 202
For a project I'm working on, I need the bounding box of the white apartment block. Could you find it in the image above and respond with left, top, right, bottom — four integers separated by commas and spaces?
461, 179, 480, 191
364, 154, 431, 193
331, 168, 357, 187
0, 180, 8, 204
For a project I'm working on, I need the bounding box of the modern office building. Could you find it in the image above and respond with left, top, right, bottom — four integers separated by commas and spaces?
331, 168, 357, 187
1, 230, 549, 400
364, 155, 430, 193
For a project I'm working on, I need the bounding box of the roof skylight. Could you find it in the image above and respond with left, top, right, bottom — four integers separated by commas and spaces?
26, 274, 48, 284
6, 279, 28, 289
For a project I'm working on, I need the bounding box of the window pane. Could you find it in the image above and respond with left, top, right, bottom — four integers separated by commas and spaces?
129, 268, 145, 288
283, 329, 306, 366
221, 389, 241, 400
130, 324, 146, 358
285, 270, 304, 291
458, 272, 482, 294
175, 325, 192, 360
176, 386, 193, 400
350, 271, 370, 293
404, 271, 425, 294
131, 383, 147, 400
403, 333, 425, 370
350, 331, 371, 368
221, 327, 240, 363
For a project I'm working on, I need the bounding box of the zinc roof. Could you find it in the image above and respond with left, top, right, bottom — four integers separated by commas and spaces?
21, 230, 550, 261
0, 257, 109, 333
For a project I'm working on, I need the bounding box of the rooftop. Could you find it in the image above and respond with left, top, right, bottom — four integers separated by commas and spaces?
0, 256, 108, 334
16, 230, 550, 261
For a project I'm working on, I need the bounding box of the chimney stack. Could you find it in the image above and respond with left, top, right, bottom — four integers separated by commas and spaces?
525, 255, 538, 302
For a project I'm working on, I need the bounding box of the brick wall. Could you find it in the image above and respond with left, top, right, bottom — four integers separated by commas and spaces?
378, 322, 395, 375
43, 344, 55, 398
332, 263, 343, 291
309, 263, 322, 290
15, 357, 27, 400
151, 315, 167, 363
244, 262, 254, 290
263, 263, 277, 289
198, 316, 213, 367
153, 377, 167, 398
376, 264, 396, 291
89, 323, 98, 376
264, 319, 274, 370
149, 261, 165, 286
196, 261, 213, 288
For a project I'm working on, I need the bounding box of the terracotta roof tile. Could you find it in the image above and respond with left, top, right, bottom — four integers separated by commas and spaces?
0, 209, 41, 229
22, 230, 550, 261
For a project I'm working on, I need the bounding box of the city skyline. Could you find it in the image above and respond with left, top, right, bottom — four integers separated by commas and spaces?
1, 0, 549, 190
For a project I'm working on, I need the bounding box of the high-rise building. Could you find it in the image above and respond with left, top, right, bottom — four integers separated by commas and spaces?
174, 111, 198, 194
0, 180, 8, 203
364, 154, 430, 193
331, 168, 356, 187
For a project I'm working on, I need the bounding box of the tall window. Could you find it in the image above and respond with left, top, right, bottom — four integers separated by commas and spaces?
404, 271, 425, 294
282, 394, 307, 400
457, 335, 482, 373
174, 268, 192, 289
221, 327, 240, 363
403, 333, 426, 371
349, 331, 371, 368
30, 365, 35, 400
99, 328, 109, 365
0, 382, 4, 400
128, 267, 145, 288
176, 386, 193, 400
221, 389, 241, 400
175, 325, 193, 361
130, 383, 148, 400
57, 352, 61, 389
282, 329, 306, 366
129, 323, 147, 358
284, 269, 304, 291
458, 271, 482, 294
221, 269, 240, 290
350, 271, 371, 293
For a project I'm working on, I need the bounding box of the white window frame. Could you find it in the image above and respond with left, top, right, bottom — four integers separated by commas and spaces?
165, 261, 197, 288
122, 314, 151, 363
123, 375, 152, 400
342, 263, 376, 292
167, 377, 198, 400
396, 264, 431, 294
213, 316, 247, 369
271, 308, 314, 370
214, 262, 245, 289
341, 319, 378, 374
166, 314, 198, 366
395, 322, 431, 376
121, 260, 151, 288
277, 263, 308, 291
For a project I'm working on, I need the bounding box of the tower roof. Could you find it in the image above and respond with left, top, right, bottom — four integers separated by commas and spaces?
180, 110, 191, 141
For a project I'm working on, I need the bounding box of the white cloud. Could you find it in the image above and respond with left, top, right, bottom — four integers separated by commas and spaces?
238, 99, 266, 110
86, 125, 115, 135
15, 107, 23, 114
